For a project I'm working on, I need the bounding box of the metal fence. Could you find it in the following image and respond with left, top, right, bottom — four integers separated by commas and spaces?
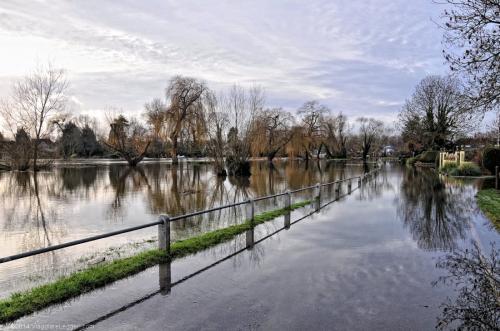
0, 167, 380, 264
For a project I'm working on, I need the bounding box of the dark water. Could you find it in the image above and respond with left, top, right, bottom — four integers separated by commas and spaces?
0, 160, 365, 296
1, 161, 499, 330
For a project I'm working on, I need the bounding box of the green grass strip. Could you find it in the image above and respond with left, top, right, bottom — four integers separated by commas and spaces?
0, 199, 311, 324
477, 189, 500, 231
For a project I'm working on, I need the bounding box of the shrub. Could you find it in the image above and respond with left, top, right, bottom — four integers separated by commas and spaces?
449, 163, 482, 177
406, 157, 418, 166
418, 150, 439, 163
440, 162, 458, 175
482, 147, 500, 174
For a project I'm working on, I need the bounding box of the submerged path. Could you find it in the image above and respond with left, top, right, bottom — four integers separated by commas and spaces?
4, 167, 500, 330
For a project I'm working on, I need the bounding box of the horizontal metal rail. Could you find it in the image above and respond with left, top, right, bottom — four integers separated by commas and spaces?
0, 167, 380, 264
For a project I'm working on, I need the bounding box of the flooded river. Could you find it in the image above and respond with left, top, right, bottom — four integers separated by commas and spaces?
1, 160, 499, 330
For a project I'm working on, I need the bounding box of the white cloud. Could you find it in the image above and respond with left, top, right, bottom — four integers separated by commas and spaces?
0, 0, 448, 124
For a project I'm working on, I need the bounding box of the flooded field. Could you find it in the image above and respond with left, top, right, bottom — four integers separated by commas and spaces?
3, 161, 498, 330
0, 160, 367, 296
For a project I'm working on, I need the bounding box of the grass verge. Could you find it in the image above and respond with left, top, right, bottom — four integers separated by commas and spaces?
0, 199, 311, 324
477, 189, 500, 231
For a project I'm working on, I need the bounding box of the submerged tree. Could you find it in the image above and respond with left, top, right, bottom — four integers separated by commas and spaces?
357, 117, 384, 160
250, 107, 294, 162
204, 91, 228, 176
105, 115, 151, 167
297, 101, 330, 160
224, 85, 263, 176
322, 112, 350, 159
440, 0, 500, 112
165, 76, 206, 164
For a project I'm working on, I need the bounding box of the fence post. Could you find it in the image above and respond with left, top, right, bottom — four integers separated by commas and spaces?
315, 183, 321, 211
348, 179, 352, 193
496, 166, 499, 190
285, 191, 291, 229
158, 215, 170, 255
335, 181, 340, 200
246, 199, 255, 249
358, 177, 361, 187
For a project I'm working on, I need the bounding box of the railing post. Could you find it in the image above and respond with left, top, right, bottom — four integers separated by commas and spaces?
496, 166, 499, 190
335, 181, 340, 200
159, 260, 171, 295
358, 177, 361, 187
348, 179, 352, 193
315, 183, 321, 211
285, 191, 291, 229
246, 199, 255, 249
158, 215, 170, 255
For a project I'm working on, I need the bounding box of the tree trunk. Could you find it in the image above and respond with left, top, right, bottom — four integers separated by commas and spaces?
33, 142, 38, 172
171, 139, 178, 164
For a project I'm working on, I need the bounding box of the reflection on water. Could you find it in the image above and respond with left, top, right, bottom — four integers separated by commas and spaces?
0, 160, 364, 295
397, 167, 472, 251
434, 242, 499, 330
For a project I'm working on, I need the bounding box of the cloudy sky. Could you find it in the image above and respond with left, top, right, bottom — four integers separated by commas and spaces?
0, 0, 449, 124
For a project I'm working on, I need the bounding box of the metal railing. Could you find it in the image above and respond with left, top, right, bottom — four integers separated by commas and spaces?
0, 167, 380, 264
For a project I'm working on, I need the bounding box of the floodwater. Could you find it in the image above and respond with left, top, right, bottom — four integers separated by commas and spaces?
1, 161, 499, 330
0, 159, 365, 296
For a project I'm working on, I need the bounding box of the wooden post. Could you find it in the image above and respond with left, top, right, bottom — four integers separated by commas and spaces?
348, 179, 352, 193
246, 199, 255, 249
285, 191, 291, 229
158, 215, 170, 255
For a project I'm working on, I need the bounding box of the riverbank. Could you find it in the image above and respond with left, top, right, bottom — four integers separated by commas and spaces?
477, 189, 500, 231
0, 200, 311, 324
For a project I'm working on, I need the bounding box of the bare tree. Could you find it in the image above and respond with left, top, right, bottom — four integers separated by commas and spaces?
440, 0, 500, 111
224, 85, 264, 176
144, 98, 166, 140
250, 107, 294, 162
297, 101, 330, 160
204, 91, 228, 176
399, 75, 478, 149
105, 114, 151, 167
165, 76, 206, 164
0, 64, 67, 170
322, 112, 351, 159
357, 117, 384, 160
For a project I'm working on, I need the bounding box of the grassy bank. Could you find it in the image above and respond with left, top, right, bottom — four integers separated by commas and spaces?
0, 200, 311, 324
477, 189, 500, 231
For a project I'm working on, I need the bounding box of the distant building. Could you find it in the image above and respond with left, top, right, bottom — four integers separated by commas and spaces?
382, 145, 395, 156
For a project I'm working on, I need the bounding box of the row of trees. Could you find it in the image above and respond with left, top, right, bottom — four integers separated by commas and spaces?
0, 71, 393, 175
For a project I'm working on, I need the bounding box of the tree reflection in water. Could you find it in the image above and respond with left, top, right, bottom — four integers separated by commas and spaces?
434, 242, 499, 330
397, 168, 471, 251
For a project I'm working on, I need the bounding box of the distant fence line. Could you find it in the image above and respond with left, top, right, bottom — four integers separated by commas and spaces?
0, 166, 381, 264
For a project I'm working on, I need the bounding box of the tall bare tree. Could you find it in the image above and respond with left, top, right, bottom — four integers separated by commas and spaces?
165, 76, 206, 163
204, 91, 228, 175
224, 85, 264, 176
357, 117, 384, 160
440, 0, 500, 111
0, 64, 67, 170
297, 101, 330, 160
